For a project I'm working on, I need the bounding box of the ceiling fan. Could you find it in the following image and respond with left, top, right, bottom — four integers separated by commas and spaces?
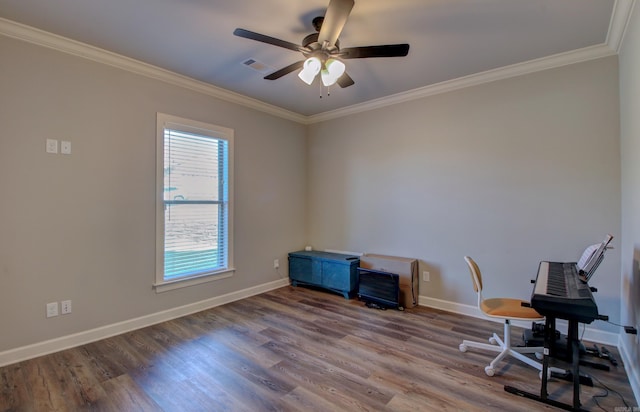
233, 0, 410, 88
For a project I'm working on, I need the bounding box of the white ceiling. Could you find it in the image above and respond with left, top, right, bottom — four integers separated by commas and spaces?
0, 0, 632, 119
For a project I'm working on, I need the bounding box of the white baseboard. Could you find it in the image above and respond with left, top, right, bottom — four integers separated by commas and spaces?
618, 337, 640, 406
418, 295, 620, 346
0, 282, 630, 390
0, 278, 289, 367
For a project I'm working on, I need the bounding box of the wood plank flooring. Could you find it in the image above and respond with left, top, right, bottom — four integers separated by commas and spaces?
1, 286, 637, 411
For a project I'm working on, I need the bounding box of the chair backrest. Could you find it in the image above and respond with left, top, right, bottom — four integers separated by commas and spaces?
464, 256, 484, 307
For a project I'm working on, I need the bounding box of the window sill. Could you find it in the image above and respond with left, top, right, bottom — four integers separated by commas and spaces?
154, 268, 235, 293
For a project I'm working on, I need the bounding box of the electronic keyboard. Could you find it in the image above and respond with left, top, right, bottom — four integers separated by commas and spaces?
531, 261, 598, 324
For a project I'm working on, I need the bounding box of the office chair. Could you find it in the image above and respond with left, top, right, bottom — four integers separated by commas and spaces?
459, 256, 548, 377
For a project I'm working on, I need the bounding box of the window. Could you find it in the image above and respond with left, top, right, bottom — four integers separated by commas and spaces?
155, 113, 234, 292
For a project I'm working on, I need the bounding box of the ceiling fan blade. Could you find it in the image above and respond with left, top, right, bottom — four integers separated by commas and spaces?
233, 28, 306, 53
341, 44, 410, 59
336, 72, 355, 88
264, 61, 305, 80
318, 0, 354, 48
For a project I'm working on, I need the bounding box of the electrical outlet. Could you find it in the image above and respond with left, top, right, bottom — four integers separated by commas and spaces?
423, 271, 430, 282
46, 302, 59, 318
61, 140, 72, 155
274, 259, 280, 269
61, 300, 72, 315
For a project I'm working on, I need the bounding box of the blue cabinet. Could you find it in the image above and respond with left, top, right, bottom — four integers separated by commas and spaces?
288, 250, 360, 299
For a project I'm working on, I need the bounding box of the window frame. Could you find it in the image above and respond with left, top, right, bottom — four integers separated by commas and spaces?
155, 113, 234, 293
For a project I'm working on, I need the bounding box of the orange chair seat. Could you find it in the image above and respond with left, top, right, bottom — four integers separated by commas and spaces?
481, 298, 543, 320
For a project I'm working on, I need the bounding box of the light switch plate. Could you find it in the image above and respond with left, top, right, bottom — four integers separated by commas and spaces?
61, 140, 71, 155
46, 139, 58, 154
46, 302, 59, 318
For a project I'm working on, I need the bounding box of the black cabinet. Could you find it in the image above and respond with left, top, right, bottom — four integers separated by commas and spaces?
288, 250, 360, 299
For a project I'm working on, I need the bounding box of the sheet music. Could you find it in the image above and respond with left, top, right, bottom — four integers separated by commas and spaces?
582, 234, 614, 275
577, 244, 598, 270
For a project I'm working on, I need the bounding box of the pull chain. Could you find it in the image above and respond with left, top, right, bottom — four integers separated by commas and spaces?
318, 83, 333, 98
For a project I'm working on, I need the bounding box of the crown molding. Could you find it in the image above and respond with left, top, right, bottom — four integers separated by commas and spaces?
0, 18, 307, 124
607, 0, 637, 53
1, 0, 635, 126
306, 44, 616, 124
306, 0, 635, 124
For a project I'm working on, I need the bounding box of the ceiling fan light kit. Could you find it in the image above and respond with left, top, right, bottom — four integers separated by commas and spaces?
233, 0, 409, 94
298, 57, 322, 85
299, 56, 346, 87
321, 58, 346, 86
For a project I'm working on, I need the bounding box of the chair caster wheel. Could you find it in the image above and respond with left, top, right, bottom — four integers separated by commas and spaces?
538, 370, 552, 380
459, 344, 467, 352
489, 337, 497, 345
485, 366, 495, 376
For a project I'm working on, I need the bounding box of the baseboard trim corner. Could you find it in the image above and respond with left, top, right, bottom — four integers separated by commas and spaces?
617, 336, 640, 406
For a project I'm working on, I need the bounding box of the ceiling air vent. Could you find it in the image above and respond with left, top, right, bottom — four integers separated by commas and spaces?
241, 58, 273, 74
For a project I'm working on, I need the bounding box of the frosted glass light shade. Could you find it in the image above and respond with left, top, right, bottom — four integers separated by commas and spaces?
321, 58, 346, 86
298, 57, 321, 85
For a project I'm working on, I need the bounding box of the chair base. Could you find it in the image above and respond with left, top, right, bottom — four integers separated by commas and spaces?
459, 319, 564, 377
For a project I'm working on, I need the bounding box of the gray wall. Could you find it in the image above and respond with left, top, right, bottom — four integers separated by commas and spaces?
307, 56, 622, 333
619, 0, 640, 399
0, 35, 307, 352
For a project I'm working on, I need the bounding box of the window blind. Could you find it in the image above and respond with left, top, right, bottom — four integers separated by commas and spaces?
163, 129, 229, 279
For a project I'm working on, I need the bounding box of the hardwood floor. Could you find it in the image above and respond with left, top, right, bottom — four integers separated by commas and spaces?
1, 286, 637, 411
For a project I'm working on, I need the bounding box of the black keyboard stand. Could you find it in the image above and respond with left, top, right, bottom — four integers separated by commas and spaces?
504, 317, 589, 411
